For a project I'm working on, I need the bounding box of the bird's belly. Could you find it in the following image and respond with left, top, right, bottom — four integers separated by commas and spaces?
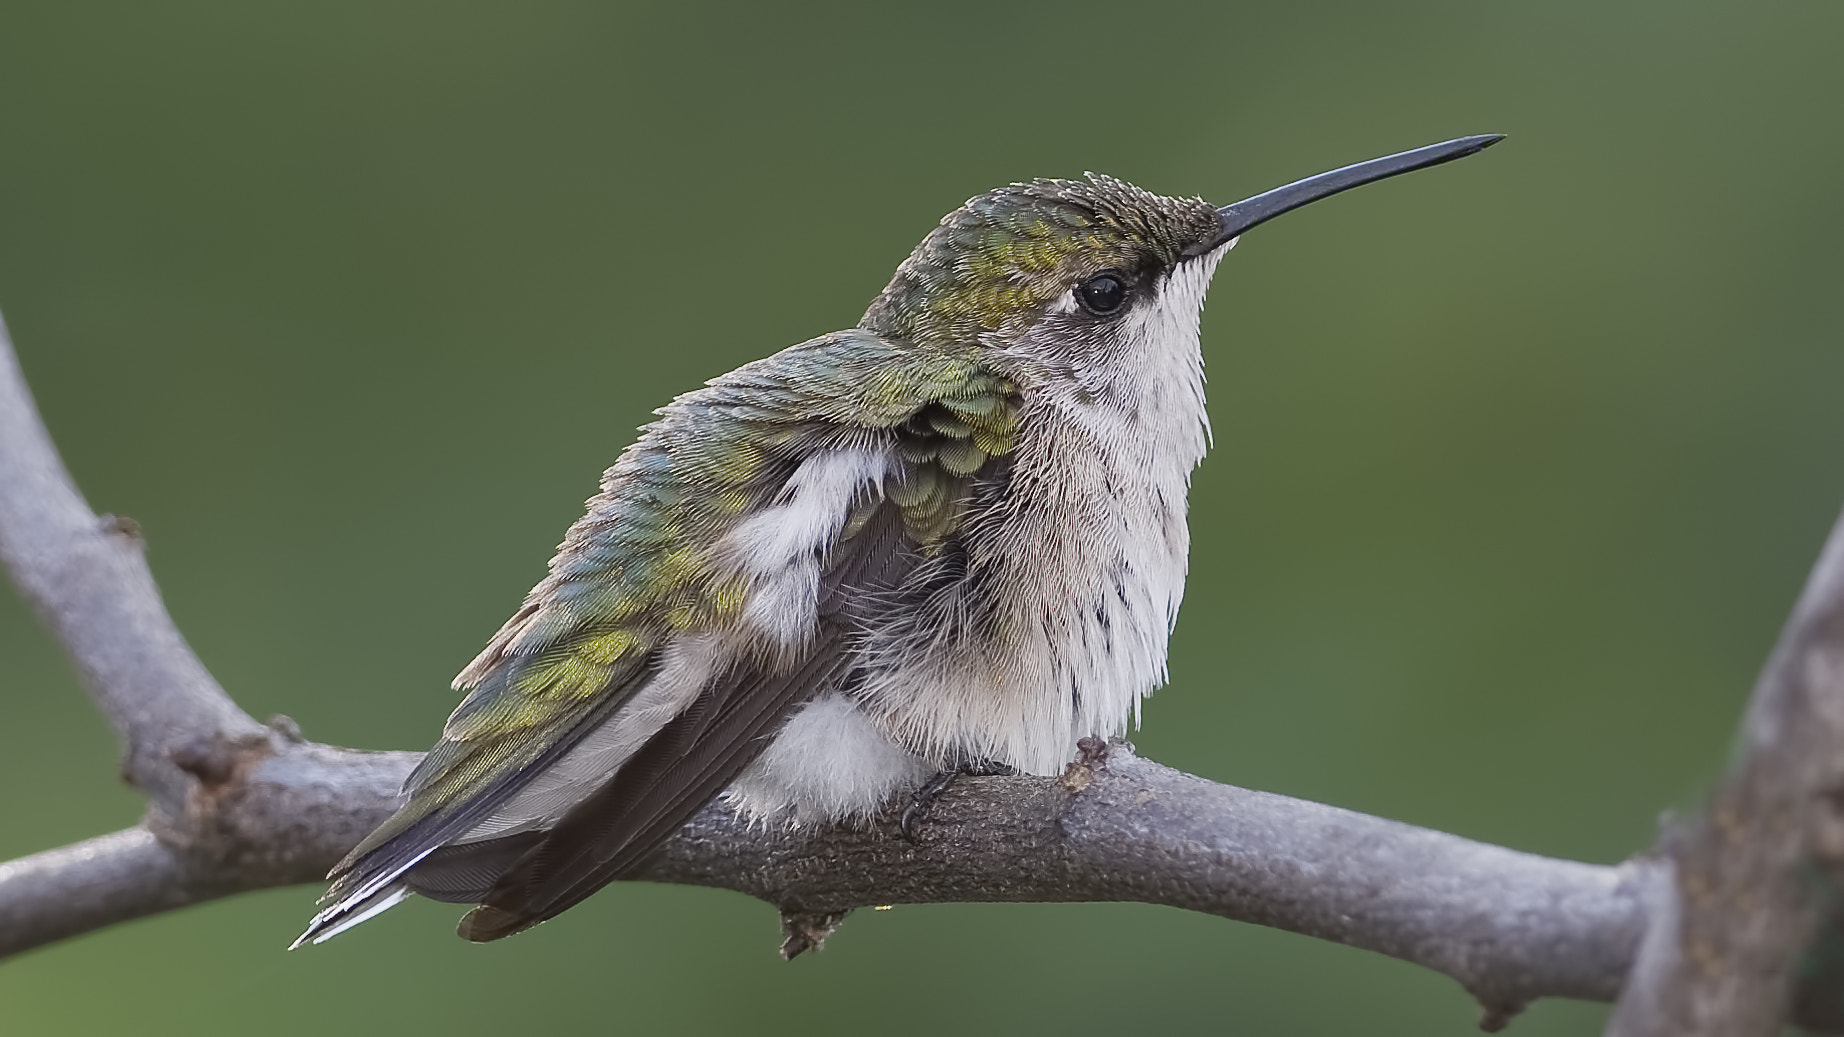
733, 395, 1202, 821
726, 692, 932, 822
861, 467, 1192, 777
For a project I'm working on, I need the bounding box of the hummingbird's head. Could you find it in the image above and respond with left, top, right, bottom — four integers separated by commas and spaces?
861, 135, 1504, 378
861, 174, 1222, 358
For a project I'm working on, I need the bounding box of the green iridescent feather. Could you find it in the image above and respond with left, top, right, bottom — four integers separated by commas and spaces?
335, 329, 1018, 868
863, 174, 1220, 348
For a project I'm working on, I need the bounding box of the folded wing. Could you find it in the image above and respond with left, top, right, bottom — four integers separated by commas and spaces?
296, 331, 1019, 945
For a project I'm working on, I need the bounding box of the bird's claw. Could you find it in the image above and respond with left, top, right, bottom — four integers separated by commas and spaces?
899, 761, 1017, 841
900, 770, 959, 842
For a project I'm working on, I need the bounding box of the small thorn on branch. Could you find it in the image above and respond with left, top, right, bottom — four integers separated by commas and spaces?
779, 909, 849, 961
1476, 999, 1526, 1032
1061, 736, 1112, 793
266, 714, 305, 744
97, 513, 142, 542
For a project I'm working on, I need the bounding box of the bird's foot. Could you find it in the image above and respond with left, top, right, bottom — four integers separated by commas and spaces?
899, 760, 1016, 841
899, 771, 957, 842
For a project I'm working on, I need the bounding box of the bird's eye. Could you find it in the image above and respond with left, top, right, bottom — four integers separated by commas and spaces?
1074, 272, 1130, 316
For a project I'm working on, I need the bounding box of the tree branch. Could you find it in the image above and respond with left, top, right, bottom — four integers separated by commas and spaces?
643, 744, 1660, 1028
1606, 506, 1844, 1035
4, 310, 1843, 1033
0, 829, 199, 951
0, 312, 263, 814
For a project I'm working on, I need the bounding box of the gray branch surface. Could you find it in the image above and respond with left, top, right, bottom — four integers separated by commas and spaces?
1607, 508, 1844, 1036
3, 312, 1842, 1033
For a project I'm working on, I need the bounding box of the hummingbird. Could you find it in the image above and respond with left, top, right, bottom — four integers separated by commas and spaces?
295, 133, 1503, 946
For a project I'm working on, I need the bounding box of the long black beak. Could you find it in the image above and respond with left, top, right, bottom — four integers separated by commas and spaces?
1186, 134, 1504, 256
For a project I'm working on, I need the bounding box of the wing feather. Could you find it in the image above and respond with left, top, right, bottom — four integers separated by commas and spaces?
300, 329, 1020, 945
456, 627, 856, 940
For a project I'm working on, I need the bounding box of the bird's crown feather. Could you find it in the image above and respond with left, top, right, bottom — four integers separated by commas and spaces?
862, 173, 1221, 347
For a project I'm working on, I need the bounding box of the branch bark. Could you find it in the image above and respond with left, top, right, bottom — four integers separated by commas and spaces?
0, 313, 263, 814
3, 311, 1842, 1033
1605, 508, 1844, 1035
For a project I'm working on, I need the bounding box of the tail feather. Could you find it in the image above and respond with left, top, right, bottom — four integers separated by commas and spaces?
292, 834, 551, 946
403, 834, 544, 904
290, 884, 411, 949
289, 846, 435, 948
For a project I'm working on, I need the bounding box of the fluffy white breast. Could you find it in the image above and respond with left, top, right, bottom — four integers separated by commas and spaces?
729, 692, 932, 822
860, 245, 1229, 777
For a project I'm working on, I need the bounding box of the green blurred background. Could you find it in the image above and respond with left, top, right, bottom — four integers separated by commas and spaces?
2, 1, 1841, 1033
